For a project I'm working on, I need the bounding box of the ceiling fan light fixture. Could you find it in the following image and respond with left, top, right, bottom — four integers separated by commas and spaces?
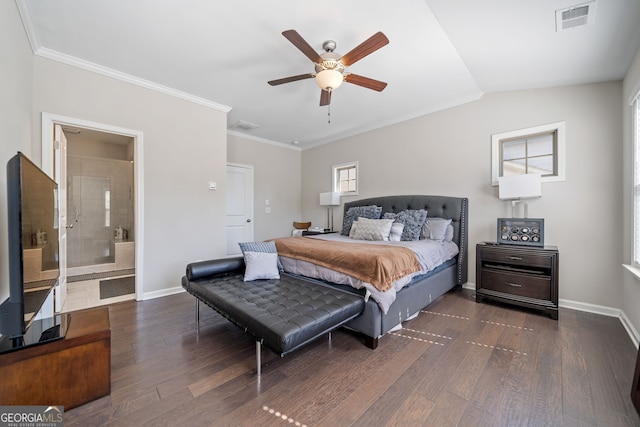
315, 69, 344, 91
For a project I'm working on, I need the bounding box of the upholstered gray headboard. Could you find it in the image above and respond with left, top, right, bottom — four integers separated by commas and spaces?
343, 195, 468, 285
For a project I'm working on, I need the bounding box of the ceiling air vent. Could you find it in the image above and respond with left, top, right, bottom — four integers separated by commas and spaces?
229, 120, 260, 131
556, 1, 596, 31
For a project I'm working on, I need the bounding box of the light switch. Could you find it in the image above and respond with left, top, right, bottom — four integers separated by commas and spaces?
265, 199, 270, 206
208, 182, 217, 190
265, 207, 271, 214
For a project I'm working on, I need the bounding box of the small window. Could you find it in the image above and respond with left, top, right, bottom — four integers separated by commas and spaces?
492, 122, 565, 185
333, 161, 358, 195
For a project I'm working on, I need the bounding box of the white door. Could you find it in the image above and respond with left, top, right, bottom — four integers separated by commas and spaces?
226, 164, 253, 255
53, 124, 68, 311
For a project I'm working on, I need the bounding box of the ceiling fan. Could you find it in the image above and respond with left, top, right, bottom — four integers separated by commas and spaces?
268, 30, 389, 106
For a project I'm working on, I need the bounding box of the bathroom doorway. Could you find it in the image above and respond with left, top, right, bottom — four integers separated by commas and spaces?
41, 113, 144, 312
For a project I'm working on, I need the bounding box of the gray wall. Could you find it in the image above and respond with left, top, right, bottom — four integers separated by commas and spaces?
0, 1, 35, 302
227, 133, 302, 241
301, 82, 624, 312
31, 56, 229, 296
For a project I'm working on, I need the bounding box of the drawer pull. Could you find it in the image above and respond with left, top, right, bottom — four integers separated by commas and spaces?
505, 282, 523, 288
507, 256, 523, 260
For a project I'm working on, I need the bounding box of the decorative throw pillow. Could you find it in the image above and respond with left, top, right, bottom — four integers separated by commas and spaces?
383, 209, 428, 241
422, 217, 453, 242
350, 217, 395, 241
445, 224, 454, 241
348, 220, 359, 238
238, 240, 283, 271
341, 205, 382, 235
389, 223, 405, 242
243, 251, 280, 281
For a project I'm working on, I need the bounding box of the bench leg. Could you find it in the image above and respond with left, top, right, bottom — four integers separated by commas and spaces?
195, 300, 201, 339
256, 341, 261, 376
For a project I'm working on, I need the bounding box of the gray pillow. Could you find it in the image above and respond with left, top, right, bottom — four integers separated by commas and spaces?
238, 240, 283, 271
383, 209, 428, 241
341, 205, 382, 235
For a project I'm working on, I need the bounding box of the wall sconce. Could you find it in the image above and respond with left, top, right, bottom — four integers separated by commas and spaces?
319, 192, 341, 231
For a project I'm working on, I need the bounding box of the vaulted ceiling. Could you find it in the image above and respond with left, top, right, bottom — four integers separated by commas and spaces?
18, 0, 640, 149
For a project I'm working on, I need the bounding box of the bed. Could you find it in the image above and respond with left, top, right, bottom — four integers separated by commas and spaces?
273, 194, 468, 349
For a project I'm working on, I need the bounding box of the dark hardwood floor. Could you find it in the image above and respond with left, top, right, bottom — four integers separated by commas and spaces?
65, 289, 640, 426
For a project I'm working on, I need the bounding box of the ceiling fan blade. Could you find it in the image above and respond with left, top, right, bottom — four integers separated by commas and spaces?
282, 29, 323, 63
268, 73, 314, 86
340, 32, 389, 66
345, 74, 387, 92
320, 89, 331, 106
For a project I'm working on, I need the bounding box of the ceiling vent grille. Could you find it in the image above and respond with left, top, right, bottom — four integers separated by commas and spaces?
229, 120, 260, 131
556, 1, 596, 31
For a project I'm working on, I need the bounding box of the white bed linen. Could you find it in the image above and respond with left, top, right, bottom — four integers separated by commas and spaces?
278, 234, 458, 314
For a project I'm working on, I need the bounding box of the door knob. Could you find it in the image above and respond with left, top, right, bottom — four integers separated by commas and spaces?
66, 224, 74, 229
246, 219, 252, 223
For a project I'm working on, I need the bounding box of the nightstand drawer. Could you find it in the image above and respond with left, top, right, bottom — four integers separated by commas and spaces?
481, 269, 551, 300
480, 249, 552, 269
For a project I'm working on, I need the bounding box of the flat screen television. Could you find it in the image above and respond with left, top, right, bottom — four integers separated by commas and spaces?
0, 152, 66, 350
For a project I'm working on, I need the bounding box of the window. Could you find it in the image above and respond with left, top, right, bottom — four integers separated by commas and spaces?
333, 161, 358, 195
633, 96, 640, 267
492, 122, 565, 185
105, 189, 111, 227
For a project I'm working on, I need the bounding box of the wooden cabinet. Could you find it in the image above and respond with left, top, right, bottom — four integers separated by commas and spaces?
476, 242, 559, 319
0, 307, 111, 409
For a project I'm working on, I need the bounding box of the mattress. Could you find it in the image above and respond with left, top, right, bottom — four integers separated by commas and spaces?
278, 233, 458, 313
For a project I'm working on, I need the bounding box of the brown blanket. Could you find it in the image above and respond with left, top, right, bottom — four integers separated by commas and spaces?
272, 237, 421, 292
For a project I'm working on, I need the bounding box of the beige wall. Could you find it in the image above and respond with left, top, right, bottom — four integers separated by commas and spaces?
0, 1, 35, 302
67, 136, 132, 161
302, 82, 624, 310
227, 134, 302, 241
32, 56, 229, 295
622, 48, 640, 339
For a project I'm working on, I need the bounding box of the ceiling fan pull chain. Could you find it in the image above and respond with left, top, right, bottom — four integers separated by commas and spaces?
328, 103, 331, 124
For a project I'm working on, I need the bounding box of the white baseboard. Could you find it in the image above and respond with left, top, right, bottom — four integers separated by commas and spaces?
142, 286, 185, 301
559, 298, 640, 348
462, 282, 639, 348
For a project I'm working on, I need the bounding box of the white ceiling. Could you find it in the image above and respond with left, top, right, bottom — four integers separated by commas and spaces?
19, 0, 640, 149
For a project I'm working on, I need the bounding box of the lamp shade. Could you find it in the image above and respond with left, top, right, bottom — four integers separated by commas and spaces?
315, 69, 344, 91
498, 173, 542, 200
319, 191, 341, 206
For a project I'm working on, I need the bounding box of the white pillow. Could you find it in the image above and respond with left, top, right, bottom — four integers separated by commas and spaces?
389, 223, 405, 242
243, 251, 280, 281
350, 217, 395, 241
422, 218, 453, 242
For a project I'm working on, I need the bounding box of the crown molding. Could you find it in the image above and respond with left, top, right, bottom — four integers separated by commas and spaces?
36, 48, 232, 113
16, 1, 231, 113
15, 0, 41, 53
227, 130, 301, 151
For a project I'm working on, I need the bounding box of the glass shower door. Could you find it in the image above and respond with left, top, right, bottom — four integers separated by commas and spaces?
67, 176, 112, 268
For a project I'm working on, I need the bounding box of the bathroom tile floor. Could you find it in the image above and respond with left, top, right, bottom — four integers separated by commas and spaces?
61, 274, 135, 313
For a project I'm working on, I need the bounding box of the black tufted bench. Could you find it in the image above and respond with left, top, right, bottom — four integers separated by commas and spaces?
182, 257, 365, 375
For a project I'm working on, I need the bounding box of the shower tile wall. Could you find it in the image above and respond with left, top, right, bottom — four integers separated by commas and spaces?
67, 156, 134, 268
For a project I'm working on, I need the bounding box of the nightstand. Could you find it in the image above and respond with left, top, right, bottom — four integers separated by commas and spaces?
302, 230, 337, 236
475, 242, 559, 319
